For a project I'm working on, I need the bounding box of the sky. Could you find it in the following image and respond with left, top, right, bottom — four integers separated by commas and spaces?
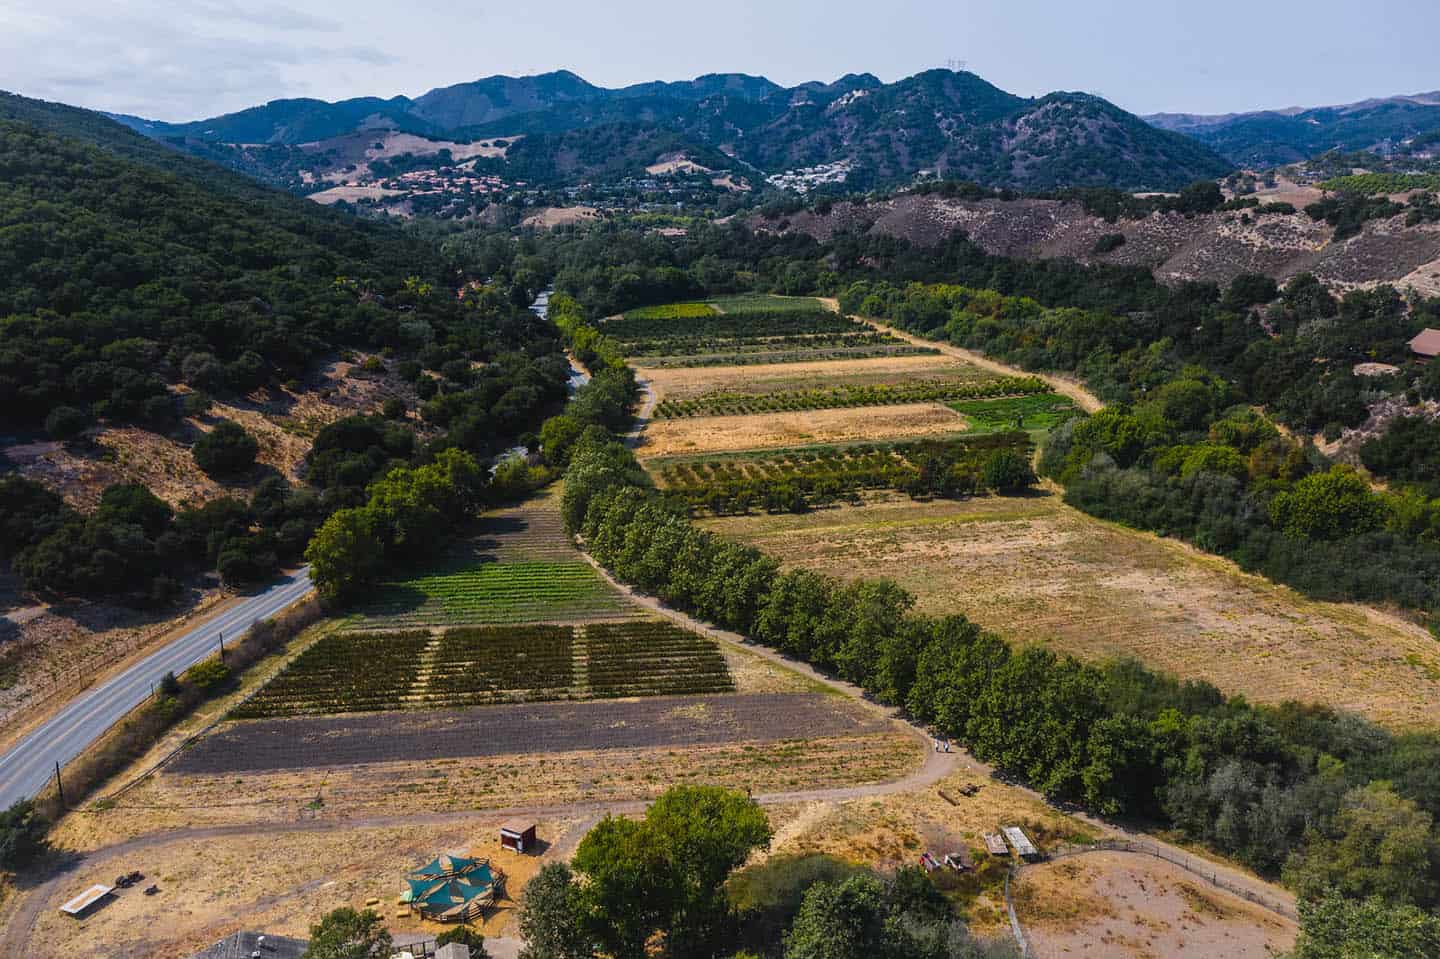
2, 0, 1438, 122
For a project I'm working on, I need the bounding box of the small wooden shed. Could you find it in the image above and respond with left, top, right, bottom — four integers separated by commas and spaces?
500, 819, 537, 853
1002, 825, 1040, 861
982, 833, 1008, 857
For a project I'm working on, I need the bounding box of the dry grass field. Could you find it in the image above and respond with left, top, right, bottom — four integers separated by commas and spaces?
701, 491, 1440, 728
638, 354, 1001, 402
28, 819, 567, 958
637, 403, 969, 458
1014, 852, 1296, 958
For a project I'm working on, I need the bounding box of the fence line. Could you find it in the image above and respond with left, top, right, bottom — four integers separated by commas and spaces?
1003, 867, 1032, 958
1034, 839, 1297, 921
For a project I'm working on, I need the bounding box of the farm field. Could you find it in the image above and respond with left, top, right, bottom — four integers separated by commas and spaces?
605, 295, 925, 367
700, 491, 1440, 728
352, 489, 637, 627
637, 403, 971, 458
948, 393, 1077, 435
637, 354, 1004, 402
652, 434, 1032, 512
171, 692, 886, 774
1013, 852, 1296, 957
637, 343, 938, 368
653, 376, 1048, 419
232, 620, 735, 718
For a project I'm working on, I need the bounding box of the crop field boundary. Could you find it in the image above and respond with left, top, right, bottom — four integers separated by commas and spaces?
230, 620, 736, 719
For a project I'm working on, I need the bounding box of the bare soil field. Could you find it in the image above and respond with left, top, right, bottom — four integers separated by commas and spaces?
170, 693, 884, 774
638, 354, 1000, 402
701, 492, 1440, 728
1014, 852, 1296, 958
637, 403, 968, 458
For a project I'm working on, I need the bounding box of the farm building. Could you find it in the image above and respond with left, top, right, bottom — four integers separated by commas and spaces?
402, 854, 505, 922
1410, 328, 1440, 359
982, 833, 1008, 856
500, 819, 537, 853
1002, 825, 1041, 861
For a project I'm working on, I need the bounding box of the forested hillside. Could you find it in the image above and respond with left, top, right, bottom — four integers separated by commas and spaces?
0, 95, 569, 603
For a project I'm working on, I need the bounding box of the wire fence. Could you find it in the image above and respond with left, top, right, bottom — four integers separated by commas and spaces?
1043, 839, 1298, 920
1001, 837, 1298, 955
1003, 867, 1032, 958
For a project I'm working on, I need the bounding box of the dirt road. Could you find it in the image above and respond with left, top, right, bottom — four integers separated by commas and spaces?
813, 296, 1104, 414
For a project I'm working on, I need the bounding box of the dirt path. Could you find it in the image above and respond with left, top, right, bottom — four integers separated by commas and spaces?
0, 737, 955, 954
814, 297, 1104, 414
576, 538, 1307, 921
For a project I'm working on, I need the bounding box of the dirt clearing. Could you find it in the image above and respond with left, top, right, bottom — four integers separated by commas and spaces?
637, 403, 968, 457
27, 819, 562, 958
701, 492, 1440, 729
1014, 852, 1296, 957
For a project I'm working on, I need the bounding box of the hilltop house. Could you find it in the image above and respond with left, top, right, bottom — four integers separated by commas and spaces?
1410, 328, 1440, 360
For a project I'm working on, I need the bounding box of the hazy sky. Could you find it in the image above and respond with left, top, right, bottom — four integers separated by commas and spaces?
3, 0, 1438, 121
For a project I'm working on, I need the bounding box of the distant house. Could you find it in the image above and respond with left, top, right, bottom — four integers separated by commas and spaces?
1410, 328, 1440, 360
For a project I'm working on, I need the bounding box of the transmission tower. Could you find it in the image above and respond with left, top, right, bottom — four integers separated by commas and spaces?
946, 58, 968, 73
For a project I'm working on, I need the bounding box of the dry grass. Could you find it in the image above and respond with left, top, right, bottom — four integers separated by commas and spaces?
31, 819, 565, 958
76, 730, 916, 838
638, 354, 998, 402
760, 767, 1097, 936
1015, 851, 1295, 958
701, 491, 1440, 729
637, 403, 968, 458
521, 206, 601, 229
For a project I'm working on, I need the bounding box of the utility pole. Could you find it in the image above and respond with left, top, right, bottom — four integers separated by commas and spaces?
55, 761, 65, 810
218, 630, 224, 661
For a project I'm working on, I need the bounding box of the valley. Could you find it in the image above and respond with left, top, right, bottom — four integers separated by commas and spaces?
4, 43, 1440, 959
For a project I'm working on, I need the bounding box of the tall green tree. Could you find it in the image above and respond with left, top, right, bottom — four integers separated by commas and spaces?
301, 907, 391, 959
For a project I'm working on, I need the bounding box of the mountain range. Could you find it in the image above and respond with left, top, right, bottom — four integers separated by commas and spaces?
108, 69, 1233, 192
1146, 91, 1440, 167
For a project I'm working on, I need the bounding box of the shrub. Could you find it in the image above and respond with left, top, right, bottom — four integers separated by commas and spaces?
1092, 233, 1126, 255
44, 405, 89, 440
192, 420, 258, 477
981, 448, 1037, 493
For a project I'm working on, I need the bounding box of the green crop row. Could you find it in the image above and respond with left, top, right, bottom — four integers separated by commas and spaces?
655, 434, 1034, 514
654, 376, 1049, 419
641, 344, 941, 368
229, 620, 734, 718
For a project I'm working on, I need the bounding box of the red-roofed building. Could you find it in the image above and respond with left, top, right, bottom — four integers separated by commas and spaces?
1410, 328, 1440, 360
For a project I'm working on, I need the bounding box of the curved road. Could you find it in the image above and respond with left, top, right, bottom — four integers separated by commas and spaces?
0, 567, 314, 809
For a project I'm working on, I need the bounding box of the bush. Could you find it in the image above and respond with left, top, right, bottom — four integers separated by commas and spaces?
192, 420, 258, 477
1092, 233, 1126, 254
44, 405, 89, 440
0, 799, 49, 870
981, 448, 1037, 493
181, 391, 213, 417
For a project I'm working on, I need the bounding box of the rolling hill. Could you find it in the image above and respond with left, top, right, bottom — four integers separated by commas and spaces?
1147, 91, 1440, 167
106, 68, 1232, 193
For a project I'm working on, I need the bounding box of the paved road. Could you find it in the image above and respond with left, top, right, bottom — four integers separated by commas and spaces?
0, 568, 314, 809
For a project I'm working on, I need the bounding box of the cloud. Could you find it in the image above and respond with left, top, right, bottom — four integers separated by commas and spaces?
0, 0, 393, 118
